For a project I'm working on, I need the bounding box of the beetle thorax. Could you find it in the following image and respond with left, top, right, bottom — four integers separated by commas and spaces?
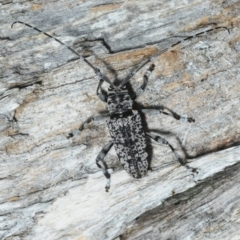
107, 88, 133, 115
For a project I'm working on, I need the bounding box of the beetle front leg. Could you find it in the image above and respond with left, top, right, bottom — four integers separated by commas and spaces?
96, 141, 114, 192
67, 113, 109, 138
141, 107, 195, 123
96, 78, 108, 102
146, 132, 197, 173
134, 64, 155, 100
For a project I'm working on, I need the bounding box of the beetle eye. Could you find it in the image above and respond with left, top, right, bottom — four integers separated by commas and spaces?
108, 85, 114, 91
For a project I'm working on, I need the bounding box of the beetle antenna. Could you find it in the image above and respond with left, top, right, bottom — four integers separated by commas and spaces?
11, 21, 115, 88
120, 25, 230, 88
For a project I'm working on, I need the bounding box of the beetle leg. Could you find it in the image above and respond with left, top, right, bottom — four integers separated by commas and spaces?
146, 132, 197, 173
67, 113, 109, 138
134, 64, 155, 100
142, 107, 195, 123
96, 78, 108, 102
96, 141, 114, 192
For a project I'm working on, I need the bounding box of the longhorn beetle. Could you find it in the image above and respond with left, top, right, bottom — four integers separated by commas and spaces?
12, 21, 229, 191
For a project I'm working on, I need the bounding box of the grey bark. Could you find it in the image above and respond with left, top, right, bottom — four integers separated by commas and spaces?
0, 0, 240, 239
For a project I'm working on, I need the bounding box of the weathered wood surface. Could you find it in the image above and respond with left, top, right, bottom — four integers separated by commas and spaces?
0, 0, 240, 239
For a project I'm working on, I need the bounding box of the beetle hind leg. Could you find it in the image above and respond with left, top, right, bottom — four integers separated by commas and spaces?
96, 141, 114, 192
146, 132, 197, 173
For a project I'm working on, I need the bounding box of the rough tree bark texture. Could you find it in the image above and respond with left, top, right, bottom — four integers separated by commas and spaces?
1, 0, 240, 239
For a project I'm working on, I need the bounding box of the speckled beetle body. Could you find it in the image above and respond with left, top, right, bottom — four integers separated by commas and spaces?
108, 110, 148, 179
106, 87, 148, 178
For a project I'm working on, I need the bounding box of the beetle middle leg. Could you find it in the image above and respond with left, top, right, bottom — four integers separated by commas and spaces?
142, 107, 195, 123
96, 141, 114, 191
146, 132, 197, 172
67, 113, 109, 138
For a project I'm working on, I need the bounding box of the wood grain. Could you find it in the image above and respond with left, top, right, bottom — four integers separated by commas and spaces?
0, 0, 240, 239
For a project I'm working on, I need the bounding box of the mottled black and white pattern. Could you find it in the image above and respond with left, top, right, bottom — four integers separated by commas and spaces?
108, 111, 148, 178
